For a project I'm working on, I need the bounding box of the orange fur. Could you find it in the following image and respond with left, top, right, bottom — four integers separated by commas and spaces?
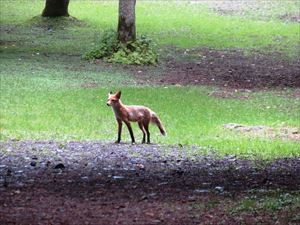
107, 91, 166, 144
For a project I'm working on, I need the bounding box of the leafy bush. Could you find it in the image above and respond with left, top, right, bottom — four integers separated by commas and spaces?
83, 30, 118, 60
83, 30, 158, 65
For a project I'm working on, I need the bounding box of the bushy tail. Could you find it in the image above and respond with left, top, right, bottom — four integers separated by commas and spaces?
150, 113, 166, 136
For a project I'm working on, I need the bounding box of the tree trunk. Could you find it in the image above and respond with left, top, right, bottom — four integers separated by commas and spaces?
42, 0, 70, 17
118, 0, 136, 43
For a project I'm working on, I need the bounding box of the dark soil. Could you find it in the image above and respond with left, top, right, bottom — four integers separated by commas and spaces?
161, 49, 300, 89
1, 141, 299, 225
93, 47, 300, 89
128, 48, 300, 89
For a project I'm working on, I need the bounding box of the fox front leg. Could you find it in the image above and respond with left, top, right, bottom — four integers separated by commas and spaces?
115, 119, 122, 143
124, 121, 135, 144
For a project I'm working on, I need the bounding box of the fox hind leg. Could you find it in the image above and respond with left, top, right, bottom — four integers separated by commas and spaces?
143, 121, 150, 144
138, 122, 146, 144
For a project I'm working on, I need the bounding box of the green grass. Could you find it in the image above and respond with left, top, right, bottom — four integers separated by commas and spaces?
231, 190, 300, 214
201, 0, 300, 22
1, 54, 300, 158
1, 1, 300, 158
0, 0, 299, 57
187, 189, 300, 223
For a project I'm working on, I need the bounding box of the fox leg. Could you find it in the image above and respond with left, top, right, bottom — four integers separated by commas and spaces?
138, 122, 146, 144
115, 119, 122, 143
125, 121, 135, 144
143, 121, 150, 144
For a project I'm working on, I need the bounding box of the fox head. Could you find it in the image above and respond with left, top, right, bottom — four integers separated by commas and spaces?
107, 91, 121, 106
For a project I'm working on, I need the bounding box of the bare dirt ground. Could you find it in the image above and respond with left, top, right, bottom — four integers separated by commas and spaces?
1, 141, 300, 225
115, 48, 300, 89
92, 46, 300, 90
159, 49, 300, 89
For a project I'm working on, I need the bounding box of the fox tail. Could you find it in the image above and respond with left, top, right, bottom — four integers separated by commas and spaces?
150, 113, 166, 136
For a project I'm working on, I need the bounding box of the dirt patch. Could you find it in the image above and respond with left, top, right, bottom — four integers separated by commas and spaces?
158, 48, 300, 89
80, 82, 99, 89
0, 40, 17, 46
280, 13, 300, 23
104, 47, 300, 89
29, 16, 85, 30
292, 90, 300, 98
209, 90, 251, 100
0, 141, 300, 225
223, 123, 300, 141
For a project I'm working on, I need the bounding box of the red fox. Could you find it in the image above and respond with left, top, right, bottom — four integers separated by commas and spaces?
106, 91, 166, 144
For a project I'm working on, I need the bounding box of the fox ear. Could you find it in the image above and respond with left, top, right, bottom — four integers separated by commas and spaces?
108, 91, 113, 97
116, 91, 121, 99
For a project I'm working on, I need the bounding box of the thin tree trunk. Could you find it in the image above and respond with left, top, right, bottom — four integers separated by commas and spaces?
42, 0, 70, 17
118, 0, 136, 43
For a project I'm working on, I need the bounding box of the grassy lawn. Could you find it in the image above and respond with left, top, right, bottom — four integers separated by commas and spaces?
1, 54, 299, 158
1, 0, 300, 158
1, 0, 299, 56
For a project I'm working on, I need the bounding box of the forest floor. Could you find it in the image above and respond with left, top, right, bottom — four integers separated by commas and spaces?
1, 141, 300, 225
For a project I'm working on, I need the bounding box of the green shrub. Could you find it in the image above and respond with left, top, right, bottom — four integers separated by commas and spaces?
83, 30, 119, 59
83, 30, 158, 65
